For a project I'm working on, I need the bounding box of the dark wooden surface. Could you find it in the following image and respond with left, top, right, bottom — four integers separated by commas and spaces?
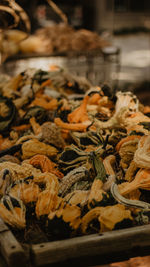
1, 223, 150, 267
0, 218, 27, 267
31, 224, 150, 267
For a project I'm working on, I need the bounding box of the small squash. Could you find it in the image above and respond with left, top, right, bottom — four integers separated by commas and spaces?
0, 195, 26, 229
48, 203, 81, 238
21, 139, 58, 159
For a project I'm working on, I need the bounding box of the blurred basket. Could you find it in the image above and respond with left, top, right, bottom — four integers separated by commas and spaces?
1, 46, 120, 87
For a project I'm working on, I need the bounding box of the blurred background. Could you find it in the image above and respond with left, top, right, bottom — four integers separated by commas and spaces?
0, 0, 150, 104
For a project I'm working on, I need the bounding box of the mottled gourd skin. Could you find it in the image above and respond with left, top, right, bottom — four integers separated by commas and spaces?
0, 97, 17, 134
81, 204, 133, 234
48, 203, 81, 239
88, 152, 109, 209
0, 195, 26, 229
59, 166, 89, 197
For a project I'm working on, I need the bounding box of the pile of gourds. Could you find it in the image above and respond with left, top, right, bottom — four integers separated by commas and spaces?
0, 67, 150, 242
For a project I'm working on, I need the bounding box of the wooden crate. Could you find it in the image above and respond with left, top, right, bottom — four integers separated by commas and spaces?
0, 218, 28, 267
1, 215, 150, 267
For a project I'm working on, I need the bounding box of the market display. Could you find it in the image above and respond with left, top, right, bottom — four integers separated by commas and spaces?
0, 0, 109, 64
0, 24, 109, 59
34, 24, 109, 54
0, 67, 150, 244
